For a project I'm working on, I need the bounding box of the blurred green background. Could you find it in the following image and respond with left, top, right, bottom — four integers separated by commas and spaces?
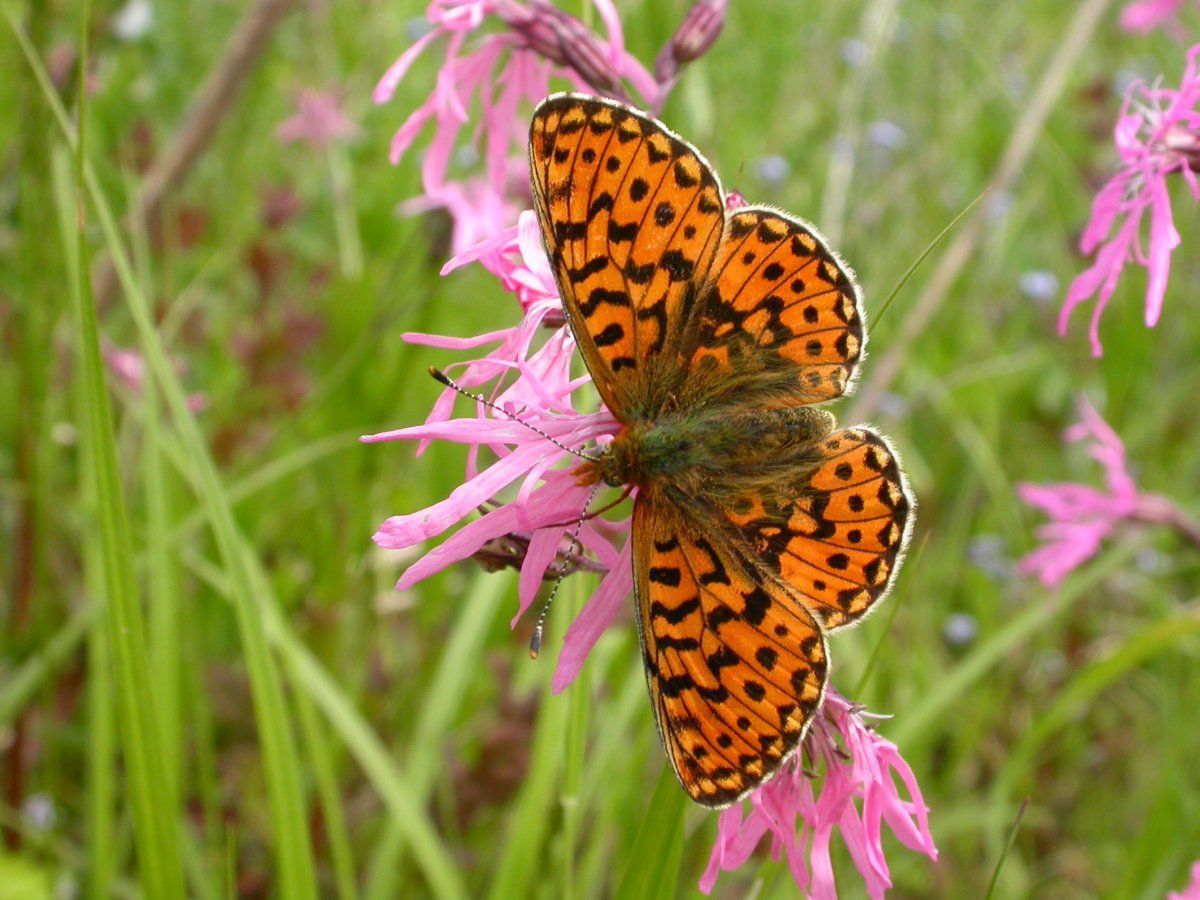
3, 0, 1200, 896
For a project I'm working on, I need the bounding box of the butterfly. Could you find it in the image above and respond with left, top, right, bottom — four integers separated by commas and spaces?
528, 94, 914, 808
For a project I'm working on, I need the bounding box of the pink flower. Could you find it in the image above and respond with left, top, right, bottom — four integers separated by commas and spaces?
105, 344, 147, 391
374, 1, 659, 255
103, 344, 207, 412
276, 89, 361, 149
397, 160, 528, 261
701, 688, 937, 898
1017, 398, 1194, 586
1059, 45, 1200, 356
374, 2, 729, 256
1120, 0, 1191, 32
1170, 861, 1200, 899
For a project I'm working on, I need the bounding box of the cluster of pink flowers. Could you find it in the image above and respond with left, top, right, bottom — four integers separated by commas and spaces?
367, 2, 938, 895
363, 212, 629, 691
373, 0, 725, 254
1044, 19, 1200, 895
702, 689, 936, 898
1060, 43, 1200, 356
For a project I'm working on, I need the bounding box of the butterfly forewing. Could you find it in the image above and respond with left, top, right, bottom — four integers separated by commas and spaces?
529, 95, 724, 418
633, 490, 827, 807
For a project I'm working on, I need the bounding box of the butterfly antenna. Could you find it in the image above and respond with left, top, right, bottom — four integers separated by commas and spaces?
429, 367, 599, 463
529, 482, 604, 659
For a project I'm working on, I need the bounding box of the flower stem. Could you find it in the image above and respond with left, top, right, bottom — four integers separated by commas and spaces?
1133, 495, 1200, 552
559, 573, 593, 900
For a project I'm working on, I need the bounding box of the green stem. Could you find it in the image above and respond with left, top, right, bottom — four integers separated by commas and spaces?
559, 575, 592, 900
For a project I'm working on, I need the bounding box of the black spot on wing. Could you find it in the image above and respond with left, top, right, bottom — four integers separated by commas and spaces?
593, 322, 626, 348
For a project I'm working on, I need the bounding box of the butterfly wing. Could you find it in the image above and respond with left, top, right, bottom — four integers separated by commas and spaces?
711, 426, 913, 631
529, 94, 725, 417
687, 207, 865, 407
633, 487, 828, 807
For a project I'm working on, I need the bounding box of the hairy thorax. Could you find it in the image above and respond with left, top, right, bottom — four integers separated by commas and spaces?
576, 406, 837, 490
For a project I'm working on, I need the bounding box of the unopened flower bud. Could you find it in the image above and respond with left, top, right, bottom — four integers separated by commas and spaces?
500, 0, 623, 96
654, 0, 728, 85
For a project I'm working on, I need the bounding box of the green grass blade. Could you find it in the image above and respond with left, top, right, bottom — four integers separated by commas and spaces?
144, 359, 184, 805
613, 765, 687, 900
559, 575, 592, 900
295, 690, 360, 900
84, 538, 118, 899
984, 797, 1028, 900
262, 585, 469, 899
7, 15, 322, 895
0, 603, 95, 729
892, 544, 1136, 746
50, 139, 117, 900
364, 569, 511, 900
486, 604, 573, 900
57, 7, 184, 892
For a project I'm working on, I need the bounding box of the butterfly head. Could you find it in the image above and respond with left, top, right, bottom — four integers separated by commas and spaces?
575, 435, 639, 489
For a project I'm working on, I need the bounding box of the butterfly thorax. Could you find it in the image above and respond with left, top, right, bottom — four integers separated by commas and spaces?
577, 406, 838, 490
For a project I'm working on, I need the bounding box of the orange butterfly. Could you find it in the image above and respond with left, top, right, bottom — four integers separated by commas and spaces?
528, 94, 913, 807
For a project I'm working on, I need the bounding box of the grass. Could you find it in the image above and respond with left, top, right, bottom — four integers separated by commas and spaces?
2, 0, 1200, 896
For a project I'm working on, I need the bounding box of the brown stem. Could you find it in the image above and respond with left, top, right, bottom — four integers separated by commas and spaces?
92, 0, 296, 308
1133, 495, 1200, 553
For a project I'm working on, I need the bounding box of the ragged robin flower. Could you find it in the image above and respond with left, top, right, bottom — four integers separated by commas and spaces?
1120, 0, 1194, 32
374, 0, 726, 253
701, 688, 936, 899
1059, 44, 1200, 356
1018, 398, 1200, 586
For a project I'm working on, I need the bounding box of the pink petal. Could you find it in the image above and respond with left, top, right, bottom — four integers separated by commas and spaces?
551, 540, 633, 692
1143, 176, 1181, 327
514, 525, 569, 625
372, 442, 554, 548
374, 25, 442, 103
392, 480, 592, 589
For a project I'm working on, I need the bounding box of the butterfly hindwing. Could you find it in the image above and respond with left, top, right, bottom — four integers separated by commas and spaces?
530, 95, 725, 416
715, 427, 913, 631
689, 207, 865, 406
633, 489, 828, 808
